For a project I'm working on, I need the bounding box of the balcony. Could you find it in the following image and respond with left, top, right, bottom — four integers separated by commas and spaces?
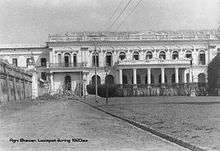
49, 63, 84, 72
118, 58, 191, 68
48, 63, 109, 72
49, 63, 86, 70
50, 63, 84, 68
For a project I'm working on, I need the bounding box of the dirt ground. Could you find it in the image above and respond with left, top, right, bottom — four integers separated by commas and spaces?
0, 99, 189, 151
86, 96, 220, 151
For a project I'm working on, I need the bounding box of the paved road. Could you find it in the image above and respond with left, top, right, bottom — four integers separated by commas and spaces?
0, 100, 189, 151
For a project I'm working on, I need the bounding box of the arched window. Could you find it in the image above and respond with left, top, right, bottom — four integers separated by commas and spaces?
58, 54, 62, 64
159, 51, 166, 59
73, 54, 77, 67
119, 52, 126, 60
172, 51, 179, 60
133, 51, 139, 60
146, 51, 153, 60
40, 58, 47, 67
106, 52, 112, 66
199, 50, 206, 65
92, 52, 99, 67
64, 53, 70, 67
185, 51, 192, 59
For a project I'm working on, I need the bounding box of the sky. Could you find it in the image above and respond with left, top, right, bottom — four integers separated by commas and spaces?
0, 0, 219, 44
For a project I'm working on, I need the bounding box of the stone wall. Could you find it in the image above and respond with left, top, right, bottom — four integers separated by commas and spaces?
0, 59, 32, 103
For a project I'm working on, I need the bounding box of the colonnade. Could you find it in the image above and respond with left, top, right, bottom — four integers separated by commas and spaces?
118, 67, 193, 85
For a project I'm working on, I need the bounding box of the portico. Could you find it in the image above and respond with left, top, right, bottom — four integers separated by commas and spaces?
118, 59, 191, 85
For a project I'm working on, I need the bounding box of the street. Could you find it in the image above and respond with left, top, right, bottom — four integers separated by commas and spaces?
0, 99, 189, 151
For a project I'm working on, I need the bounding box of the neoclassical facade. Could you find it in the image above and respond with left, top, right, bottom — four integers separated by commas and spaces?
0, 29, 220, 95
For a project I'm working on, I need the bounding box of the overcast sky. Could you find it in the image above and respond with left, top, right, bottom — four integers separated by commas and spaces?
0, 0, 219, 44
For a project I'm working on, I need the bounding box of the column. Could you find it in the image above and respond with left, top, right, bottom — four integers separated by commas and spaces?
82, 73, 86, 96
119, 69, 123, 84
61, 52, 64, 64
147, 68, 151, 85
161, 68, 165, 84
49, 51, 53, 64
50, 73, 54, 93
189, 68, 192, 83
133, 68, 137, 84
70, 52, 73, 65
183, 69, 187, 83
175, 67, 179, 83
32, 70, 38, 99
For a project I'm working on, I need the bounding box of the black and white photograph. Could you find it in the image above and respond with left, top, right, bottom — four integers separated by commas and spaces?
0, 0, 220, 150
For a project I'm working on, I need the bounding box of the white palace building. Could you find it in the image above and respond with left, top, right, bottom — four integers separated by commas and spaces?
0, 28, 220, 96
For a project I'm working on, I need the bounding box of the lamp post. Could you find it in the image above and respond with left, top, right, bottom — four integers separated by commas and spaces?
104, 65, 110, 104
94, 45, 98, 103
190, 57, 196, 97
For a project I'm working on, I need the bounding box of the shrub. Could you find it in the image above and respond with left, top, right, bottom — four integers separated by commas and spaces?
97, 84, 118, 97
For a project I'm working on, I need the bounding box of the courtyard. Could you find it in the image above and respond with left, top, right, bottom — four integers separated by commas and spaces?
85, 96, 220, 151
0, 98, 188, 151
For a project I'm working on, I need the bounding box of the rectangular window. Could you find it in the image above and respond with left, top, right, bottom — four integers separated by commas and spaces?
92, 55, 99, 67
12, 58, 18, 66
41, 58, 47, 67
41, 72, 47, 81
26, 58, 31, 67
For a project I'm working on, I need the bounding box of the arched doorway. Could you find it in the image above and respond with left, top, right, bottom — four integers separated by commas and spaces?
64, 75, 71, 90
64, 53, 70, 67
198, 73, 206, 83
105, 75, 114, 84
91, 75, 101, 85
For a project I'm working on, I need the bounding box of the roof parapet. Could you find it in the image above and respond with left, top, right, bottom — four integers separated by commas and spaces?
48, 30, 219, 42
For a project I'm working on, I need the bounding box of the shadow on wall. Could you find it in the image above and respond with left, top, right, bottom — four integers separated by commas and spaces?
208, 50, 220, 95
